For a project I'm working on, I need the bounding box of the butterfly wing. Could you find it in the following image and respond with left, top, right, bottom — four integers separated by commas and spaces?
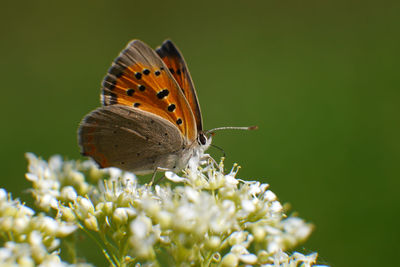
156, 40, 203, 131
78, 105, 189, 174
102, 40, 197, 141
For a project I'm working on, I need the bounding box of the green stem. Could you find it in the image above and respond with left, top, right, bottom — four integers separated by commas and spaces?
77, 222, 118, 267
99, 231, 121, 267
202, 251, 213, 267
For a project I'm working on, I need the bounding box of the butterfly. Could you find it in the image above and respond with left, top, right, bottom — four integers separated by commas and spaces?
78, 39, 255, 175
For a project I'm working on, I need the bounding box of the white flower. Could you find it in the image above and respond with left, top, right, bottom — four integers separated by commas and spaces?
20, 153, 321, 266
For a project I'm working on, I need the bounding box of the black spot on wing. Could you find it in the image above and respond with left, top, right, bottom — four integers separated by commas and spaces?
126, 89, 135, 96
167, 104, 176, 112
157, 89, 169, 99
134, 72, 142, 80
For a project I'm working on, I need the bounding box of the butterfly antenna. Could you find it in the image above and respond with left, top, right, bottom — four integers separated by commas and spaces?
206, 126, 258, 135
211, 144, 226, 157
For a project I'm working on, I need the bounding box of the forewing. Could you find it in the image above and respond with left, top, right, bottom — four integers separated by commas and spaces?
78, 105, 184, 173
102, 40, 197, 141
156, 40, 203, 131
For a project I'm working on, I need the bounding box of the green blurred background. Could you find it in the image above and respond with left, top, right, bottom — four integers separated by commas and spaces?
1, 0, 399, 266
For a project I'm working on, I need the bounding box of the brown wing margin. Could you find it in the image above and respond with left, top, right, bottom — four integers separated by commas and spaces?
156, 40, 203, 131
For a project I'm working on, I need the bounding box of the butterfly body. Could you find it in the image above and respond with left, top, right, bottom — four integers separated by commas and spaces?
78, 40, 209, 174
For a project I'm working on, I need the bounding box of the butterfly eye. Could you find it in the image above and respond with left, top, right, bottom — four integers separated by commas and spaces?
198, 133, 207, 145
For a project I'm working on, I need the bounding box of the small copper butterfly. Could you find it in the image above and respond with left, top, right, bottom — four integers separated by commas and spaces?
78, 40, 255, 175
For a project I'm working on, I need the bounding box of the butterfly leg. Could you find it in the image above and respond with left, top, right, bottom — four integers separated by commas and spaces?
150, 167, 171, 185
153, 174, 166, 185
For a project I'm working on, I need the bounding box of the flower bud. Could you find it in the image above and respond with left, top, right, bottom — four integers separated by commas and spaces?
270, 201, 283, 213
17, 256, 35, 267
57, 223, 77, 237
130, 215, 152, 239
257, 250, 269, 264
228, 231, 246, 246
59, 206, 76, 222
60, 186, 77, 202
14, 217, 30, 233
252, 226, 266, 242
103, 202, 114, 215
238, 253, 258, 264
263, 190, 276, 201
77, 197, 94, 217
41, 217, 58, 236
28, 231, 42, 246
156, 211, 171, 229
143, 199, 160, 218
206, 236, 221, 250
0, 188, 7, 202
221, 253, 238, 267
70, 170, 85, 184
84, 214, 99, 231
0, 217, 13, 231
113, 208, 129, 225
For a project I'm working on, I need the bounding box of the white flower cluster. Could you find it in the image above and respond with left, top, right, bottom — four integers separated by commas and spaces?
20, 153, 326, 266
0, 188, 90, 267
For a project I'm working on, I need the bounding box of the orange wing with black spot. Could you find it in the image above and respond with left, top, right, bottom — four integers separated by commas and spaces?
156, 40, 203, 131
101, 40, 197, 141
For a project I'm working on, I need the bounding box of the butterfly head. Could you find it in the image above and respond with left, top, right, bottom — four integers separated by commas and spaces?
197, 132, 212, 151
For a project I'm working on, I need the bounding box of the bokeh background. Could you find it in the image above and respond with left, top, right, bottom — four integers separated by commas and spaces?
1, 0, 399, 266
